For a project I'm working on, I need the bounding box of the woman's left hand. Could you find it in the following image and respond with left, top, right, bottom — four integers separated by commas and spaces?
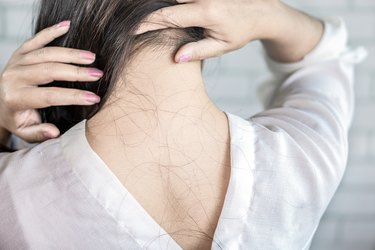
135, 0, 281, 62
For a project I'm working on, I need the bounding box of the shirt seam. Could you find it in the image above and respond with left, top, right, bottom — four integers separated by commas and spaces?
57, 137, 143, 249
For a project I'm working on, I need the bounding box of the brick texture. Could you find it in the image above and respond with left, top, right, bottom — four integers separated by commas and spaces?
0, 0, 374, 249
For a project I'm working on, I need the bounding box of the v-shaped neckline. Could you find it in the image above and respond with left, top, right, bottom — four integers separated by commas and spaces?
60, 112, 255, 249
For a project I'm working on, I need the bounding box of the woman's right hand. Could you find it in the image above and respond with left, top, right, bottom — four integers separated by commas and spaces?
0, 21, 103, 143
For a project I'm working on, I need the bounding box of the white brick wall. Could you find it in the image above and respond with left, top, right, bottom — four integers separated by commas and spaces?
0, 0, 374, 249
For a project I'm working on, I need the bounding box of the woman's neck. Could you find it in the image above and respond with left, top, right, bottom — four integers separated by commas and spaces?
86, 47, 229, 165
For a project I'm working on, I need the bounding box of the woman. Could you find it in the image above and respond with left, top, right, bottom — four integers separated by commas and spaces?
0, 0, 366, 249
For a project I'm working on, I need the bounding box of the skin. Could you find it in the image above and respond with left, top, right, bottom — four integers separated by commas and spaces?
136, 0, 323, 63
0, 0, 324, 249
0, 21, 102, 145
86, 46, 232, 250
0, 1, 322, 147
87, 1, 323, 249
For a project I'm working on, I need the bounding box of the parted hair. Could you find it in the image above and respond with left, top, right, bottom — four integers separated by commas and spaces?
35, 0, 204, 133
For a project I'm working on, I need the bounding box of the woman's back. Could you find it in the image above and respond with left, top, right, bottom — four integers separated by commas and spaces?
87, 102, 232, 249
0, 0, 367, 249
0, 112, 231, 249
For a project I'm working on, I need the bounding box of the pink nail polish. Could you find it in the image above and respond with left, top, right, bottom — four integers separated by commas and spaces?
80, 52, 96, 61
56, 20, 71, 28
179, 54, 192, 63
85, 93, 101, 103
88, 68, 104, 78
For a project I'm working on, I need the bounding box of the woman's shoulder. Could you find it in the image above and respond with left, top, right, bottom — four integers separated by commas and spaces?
0, 137, 68, 188
0, 120, 87, 168
0, 120, 89, 196
0, 137, 61, 166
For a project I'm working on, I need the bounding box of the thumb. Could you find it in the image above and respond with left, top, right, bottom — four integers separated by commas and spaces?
175, 38, 227, 63
16, 123, 60, 143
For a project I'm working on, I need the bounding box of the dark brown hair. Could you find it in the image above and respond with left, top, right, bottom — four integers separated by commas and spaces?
35, 0, 204, 133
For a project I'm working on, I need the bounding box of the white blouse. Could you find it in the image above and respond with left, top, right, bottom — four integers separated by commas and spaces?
0, 17, 366, 250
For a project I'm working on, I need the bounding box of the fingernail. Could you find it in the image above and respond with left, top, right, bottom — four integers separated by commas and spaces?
178, 54, 192, 63
56, 20, 71, 28
88, 68, 104, 78
80, 52, 96, 61
84, 93, 101, 103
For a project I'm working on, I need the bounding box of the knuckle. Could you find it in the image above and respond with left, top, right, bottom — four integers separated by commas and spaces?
73, 90, 82, 102
42, 27, 55, 39
159, 7, 167, 16
46, 26, 54, 34
2, 91, 16, 108
44, 89, 55, 106
0, 70, 18, 109
68, 49, 78, 62
159, 8, 173, 22
42, 63, 56, 82
35, 48, 48, 58
35, 27, 56, 45
68, 49, 76, 57
75, 67, 82, 81
21, 52, 32, 63
1, 68, 16, 82
45, 62, 55, 72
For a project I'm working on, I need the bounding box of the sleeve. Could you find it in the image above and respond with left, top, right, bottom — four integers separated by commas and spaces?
245, 17, 367, 249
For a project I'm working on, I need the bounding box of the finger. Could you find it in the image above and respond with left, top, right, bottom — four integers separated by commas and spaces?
135, 4, 202, 35
16, 63, 103, 85
17, 123, 60, 143
15, 87, 101, 110
19, 47, 96, 66
175, 38, 228, 63
176, 0, 195, 3
17, 20, 71, 55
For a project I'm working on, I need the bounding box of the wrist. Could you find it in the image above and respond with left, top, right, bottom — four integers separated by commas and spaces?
261, 2, 324, 62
